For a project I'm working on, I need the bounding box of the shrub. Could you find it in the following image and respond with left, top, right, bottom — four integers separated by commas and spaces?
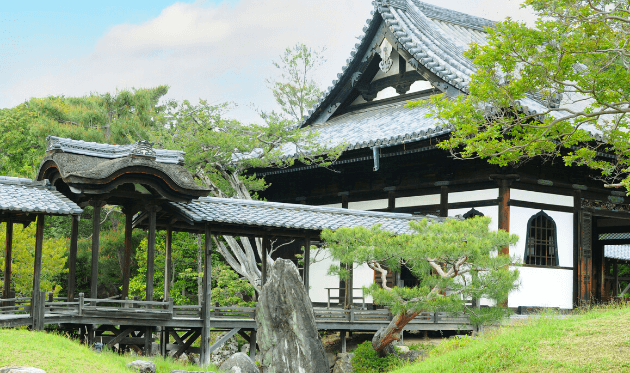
351, 341, 404, 373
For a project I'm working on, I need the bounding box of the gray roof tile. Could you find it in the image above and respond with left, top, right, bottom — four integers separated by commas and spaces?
171, 197, 444, 234
0, 177, 83, 215
605, 245, 630, 261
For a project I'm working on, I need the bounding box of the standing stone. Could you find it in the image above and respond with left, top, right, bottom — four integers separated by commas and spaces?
255, 259, 329, 373
218, 352, 258, 373
125, 360, 156, 373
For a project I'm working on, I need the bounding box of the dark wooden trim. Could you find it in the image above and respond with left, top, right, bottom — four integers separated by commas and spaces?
596, 239, 630, 246
67, 215, 79, 301
596, 225, 630, 234
32, 215, 45, 297
200, 224, 213, 367
498, 179, 511, 255
521, 264, 573, 271
122, 208, 133, 300
3, 216, 13, 299
262, 236, 269, 286
583, 207, 630, 219
146, 206, 157, 302
90, 202, 103, 299
573, 191, 581, 306
440, 186, 448, 218
508, 200, 574, 213
164, 228, 173, 300
303, 236, 311, 291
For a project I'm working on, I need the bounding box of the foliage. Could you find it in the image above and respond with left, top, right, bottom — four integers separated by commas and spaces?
391, 304, 630, 373
0, 329, 217, 373
0, 222, 68, 297
409, 0, 630, 191
352, 341, 404, 373
0, 86, 171, 179
322, 217, 520, 326
267, 43, 326, 123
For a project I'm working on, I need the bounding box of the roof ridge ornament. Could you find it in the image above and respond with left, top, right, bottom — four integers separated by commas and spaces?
384, 0, 407, 10
130, 140, 157, 159
378, 38, 394, 73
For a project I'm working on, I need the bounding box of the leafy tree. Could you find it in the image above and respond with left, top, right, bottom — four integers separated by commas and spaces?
0, 223, 68, 297
150, 100, 342, 293
267, 43, 326, 123
321, 216, 519, 355
410, 0, 630, 191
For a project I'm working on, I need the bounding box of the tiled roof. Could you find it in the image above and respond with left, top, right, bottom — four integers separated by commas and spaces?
605, 245, 630, 261
0, 176, 83, 215
170, 197, 441, 234
47, 136, 185, 165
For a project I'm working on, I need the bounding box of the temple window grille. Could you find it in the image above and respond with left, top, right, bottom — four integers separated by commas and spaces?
524, 211, 558, 266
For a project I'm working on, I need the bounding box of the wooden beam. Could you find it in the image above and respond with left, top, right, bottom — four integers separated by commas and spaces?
146, 205, 157, 302
498, 179, 511, 255
508, 200, 574, 213
32, 215, 45, 299
67, 215, 79, 301
174, 330, 200, 359
3, 216, 13, 299
200, 224, 213, 367
207, 327, 241, 354
122, 207, 133, 300
91, 201, 104, 300
106, 326, 135, 349
303, 236, 311, 291
440, 186, 448, 217
164, 227, 173, 300
573, 190, 581, 306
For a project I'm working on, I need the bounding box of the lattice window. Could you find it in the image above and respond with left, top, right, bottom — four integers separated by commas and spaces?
524, 211, 558, 266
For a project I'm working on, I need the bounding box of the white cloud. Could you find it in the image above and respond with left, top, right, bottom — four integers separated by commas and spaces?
3, 0, 538, 124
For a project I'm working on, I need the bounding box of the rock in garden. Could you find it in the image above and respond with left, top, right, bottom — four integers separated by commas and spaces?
125, 360, 156, 373
0, 368, 46, 373
396, 349, 427, 363
326, 353, 337, 370
210, 331, 239, 366
255, 259, 329, 373
332, 353, 354, 373
218, 352, 258, 373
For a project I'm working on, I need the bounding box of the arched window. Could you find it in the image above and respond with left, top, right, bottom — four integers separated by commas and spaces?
524, 211, 558, 266
463, 208, 484, 219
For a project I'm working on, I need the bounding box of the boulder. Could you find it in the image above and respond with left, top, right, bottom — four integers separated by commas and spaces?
218, 352, 258, 373
396, 349, 427, 363
210, 331, 239, 366
0, 368, 46, 373
255, 259, 329, 373
326, 353, 337, 370
125, 360, 156, 373
331, 353, 354, 373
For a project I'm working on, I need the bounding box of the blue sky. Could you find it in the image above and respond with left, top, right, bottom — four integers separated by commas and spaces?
0, 0, 535, 124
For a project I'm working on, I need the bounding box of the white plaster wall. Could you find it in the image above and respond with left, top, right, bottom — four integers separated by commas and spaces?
508, 266, 573, 309
308, 255, 341, 303
511, 189, 573, 207
353, 263, 374, 304
449, 189, 499, 203
509, 206, 574, 267
397, 194, 440, 207
348, 199, 388, 211
449, 205, 499, 232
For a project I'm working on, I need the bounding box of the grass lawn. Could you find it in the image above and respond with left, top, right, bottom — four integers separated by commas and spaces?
0, 329, 218, 373
392, 304, 630, 373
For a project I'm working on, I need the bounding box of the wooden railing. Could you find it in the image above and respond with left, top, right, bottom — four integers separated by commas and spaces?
0, 297, 32, 315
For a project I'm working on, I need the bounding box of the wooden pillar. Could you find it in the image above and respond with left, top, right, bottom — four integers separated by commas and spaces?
498, 179, 510, 255
145, 326, 153, 356
340, 331, 347, 353
91, 201, 104, 299
164, 227, 173, 300
67, 215, 79, 301
385, 187, 396, 212
248, 330, 257, 359
3, 216, 13, 299
303, 236, 310, 291
200, 224, 213, 367
122, 207, 134, 300
613, 261, 619, 297
579, 211, 593, 305
440, 186, 448, 217
32, 215, 45, 300
573, 190, 581, 306
340, 192, 349, 209
339, 195, 352, 308
146, 205, 157, 302
262, 235, 269, 286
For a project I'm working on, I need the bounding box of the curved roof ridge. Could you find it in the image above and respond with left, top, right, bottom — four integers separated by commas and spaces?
410, 0, 495, 30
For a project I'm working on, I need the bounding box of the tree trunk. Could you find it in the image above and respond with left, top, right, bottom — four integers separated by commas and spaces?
197, 234, 204, 306
372, 309, 423, 356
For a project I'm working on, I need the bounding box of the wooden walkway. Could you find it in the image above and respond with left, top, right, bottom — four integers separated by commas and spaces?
1, 294, 472, 357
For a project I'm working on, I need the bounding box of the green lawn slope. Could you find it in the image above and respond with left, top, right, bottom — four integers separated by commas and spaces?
393, 304, 630, 373
0, 329, 217, 373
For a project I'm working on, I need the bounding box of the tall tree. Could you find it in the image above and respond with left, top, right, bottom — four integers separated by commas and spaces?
267, 43, 326, 123
151, 101, 342, 292
410, 0, 630, 191
321, 216, 519, 355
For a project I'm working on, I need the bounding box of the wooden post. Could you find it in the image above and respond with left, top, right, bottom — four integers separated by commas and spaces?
303, 236, 310, 291
340, 331, 347, 353
67, 215, 79, 301
579, 211, 593, 305
3, 216, 13, 300
385, 187, 396, 212
122, 207, 134, 300
32, 215, 45, 304
145, 326, 153, 356
200, 224, 213, 367
248, 330, 257, 359
440, 186, 448, 217
164, 228, 173, 300
613, 261, 619, 297
498, 179, 510, 255
91, 201, 104, 300
573, 190, 581, 306
262, 235, 269, 286
146, 205, 157, 302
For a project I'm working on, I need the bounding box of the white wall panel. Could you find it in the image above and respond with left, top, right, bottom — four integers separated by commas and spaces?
353, 263, 374, 304
396, 194, 440, 207
348, 199, 388, 211
511, 189, 573, 207
508, 266, 573, 309
449, 206, 499, 231
308, 255, 341, 303
449, 189, 498, 203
